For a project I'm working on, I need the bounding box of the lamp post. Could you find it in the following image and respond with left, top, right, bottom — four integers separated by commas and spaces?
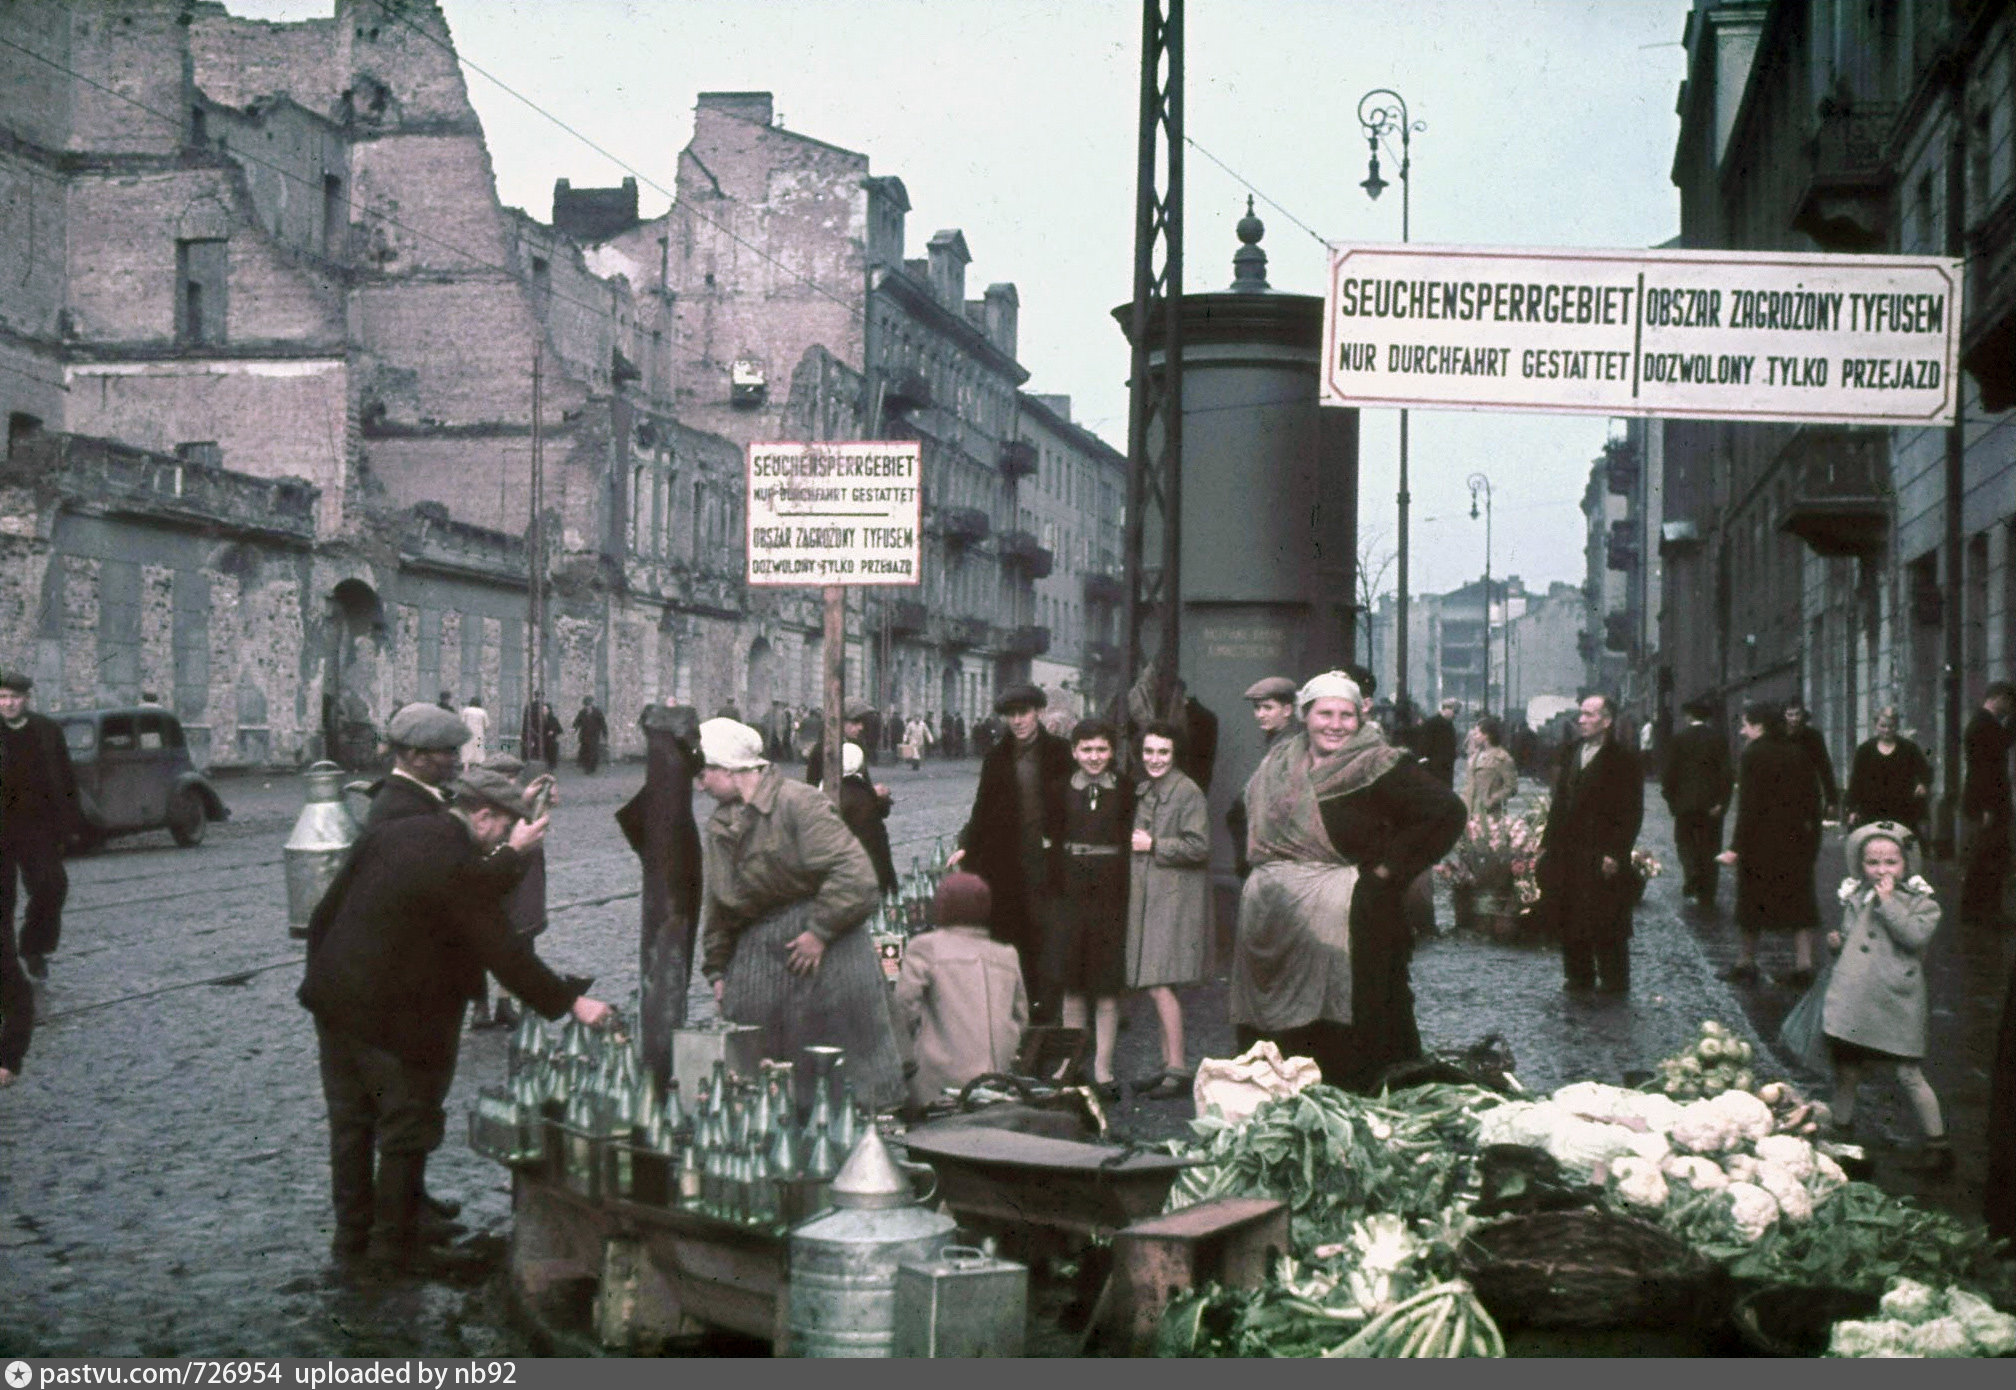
1467, 472, 1493, 723
1359, 88, 1420, 724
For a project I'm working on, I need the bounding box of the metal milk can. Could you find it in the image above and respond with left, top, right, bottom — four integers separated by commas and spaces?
787, 1126, 954, 1357
284, 761, 359, 939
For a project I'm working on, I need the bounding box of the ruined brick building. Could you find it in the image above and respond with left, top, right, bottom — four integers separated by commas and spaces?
0, 0, 1125, 765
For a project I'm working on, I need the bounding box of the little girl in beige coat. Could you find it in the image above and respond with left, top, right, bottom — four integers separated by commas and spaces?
893, 873, 1029, 1111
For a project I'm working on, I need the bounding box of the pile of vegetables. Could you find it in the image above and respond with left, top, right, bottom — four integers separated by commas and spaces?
1829, 1279, 2016, 1357
1650, 1019, 1761, 1101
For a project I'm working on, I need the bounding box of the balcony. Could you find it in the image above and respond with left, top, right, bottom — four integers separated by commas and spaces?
1606, 519, 1639, 572
939, 506, 991, 546
1083, 570, 1126, 606
885, 598, 928, 635
1003, 625, 1051, 658
998, 438, 1037, 479
1603, 439, 1638, 496
1777, 426, 1890, 558
882, 366, 932, 415
1659, 519, 1705, 558
998, 529, 1054, 578
7, 432, 318, 542
944, 615, 991, 650
1792, 99, 1896, 252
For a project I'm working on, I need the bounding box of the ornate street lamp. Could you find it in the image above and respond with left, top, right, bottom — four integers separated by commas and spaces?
1468, 472, 1494, 724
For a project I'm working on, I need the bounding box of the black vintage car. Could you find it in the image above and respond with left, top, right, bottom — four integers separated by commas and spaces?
55, 707, 231, 848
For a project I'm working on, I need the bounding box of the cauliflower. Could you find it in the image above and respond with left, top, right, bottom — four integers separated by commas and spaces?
1809, 1151, 1848, 1197
1550, 1081, 1642, 1120
1704, 1087, 1774, 1142
1753, 1161, 1813, 1222
1475, 1100, 1556, 1149
1829, 1319, 1917, 1357
1547, 1117, 1644, 1175
1752, 1133, 1817, 1181
1880, 1279, 1941, 1324
1625, 1129, 1673, 1164
1608, 1156, 1669, 1212
1669, 1100, 1739, 1155
1946, 1289, 2016, 1356
1721, 1152, 1762, 1183
1906, 1317, 1972, 1358
1723, 1180, 1780, 1243
1662, 1155, 1729, 1191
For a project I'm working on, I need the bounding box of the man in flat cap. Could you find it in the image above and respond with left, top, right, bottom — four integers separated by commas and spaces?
949, 683, 1073, 1020
364, 703, 469, 829
1226, 676, 1301, 878
1662, 697, 1732, 906
805, 697, 878, 793
0, 672, 83, 981
300, 765, 610, 1278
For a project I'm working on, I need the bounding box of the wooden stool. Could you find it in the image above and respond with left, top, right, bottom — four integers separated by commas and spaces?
1090, 1197, 1290, 1355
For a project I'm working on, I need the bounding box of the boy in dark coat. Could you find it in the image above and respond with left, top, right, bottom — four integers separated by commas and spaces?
1662, 698, 1732, 903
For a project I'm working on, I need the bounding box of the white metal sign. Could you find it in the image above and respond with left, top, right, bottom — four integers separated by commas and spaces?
745, 441, 922, 587
1321, 244, 1962, 426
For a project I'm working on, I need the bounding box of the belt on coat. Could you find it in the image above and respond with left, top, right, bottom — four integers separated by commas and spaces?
1064, 843, 1122, 857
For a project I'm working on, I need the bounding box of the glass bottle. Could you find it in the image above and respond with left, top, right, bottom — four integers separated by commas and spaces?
831, 1083, 859, 1156
708, 1059, 730, 1123
677, 1131, 704, 1208
607, 1071, 637, 1198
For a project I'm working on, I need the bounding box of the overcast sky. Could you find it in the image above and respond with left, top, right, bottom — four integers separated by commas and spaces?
232, 0, 1692, 594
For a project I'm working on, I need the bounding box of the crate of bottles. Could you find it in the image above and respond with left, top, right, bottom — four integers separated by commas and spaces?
605, 1139, 672, 1208
467, 1087, 546, 1170
551, 1115, 605, 1203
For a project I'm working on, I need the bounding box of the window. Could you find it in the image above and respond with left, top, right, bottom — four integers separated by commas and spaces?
100, 715, 138, 752
323, 175, 346, 258
7, 412, 40, 461
62, 720, 95, 752
175, 441, 221, 467
135, 712, 167, 751
175, 238, 227, 345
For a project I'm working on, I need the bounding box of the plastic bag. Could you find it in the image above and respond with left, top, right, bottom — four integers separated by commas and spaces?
1776, 956, 1834, 1075
1192, 1040, 1322, 1123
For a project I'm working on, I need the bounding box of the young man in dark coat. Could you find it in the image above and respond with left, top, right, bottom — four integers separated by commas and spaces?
0, 672, 84, 980
299, 767, 609, 1276
1411, 698, 1462, 787
1961, 682, 2015, 927
948, 683, 1074, 1021
1662, 698, 1733, 904
1538, 694, 1645, 993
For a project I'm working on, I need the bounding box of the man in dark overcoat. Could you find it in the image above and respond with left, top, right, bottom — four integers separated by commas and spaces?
1961, 682, 2015, 928
1538, 694, 1644, 993
949, 683, 1073, 1021
1663, 698, 1732, 904
1783, 700, 1841, 820
0, 671, 84, 980
300, 767, 609, 1276
573, 696, 608, 774
1411, 698, 1462, 787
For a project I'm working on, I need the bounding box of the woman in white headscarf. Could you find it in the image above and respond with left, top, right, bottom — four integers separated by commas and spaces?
695, 718, 905, 1110
1231, 673, 1465, 1092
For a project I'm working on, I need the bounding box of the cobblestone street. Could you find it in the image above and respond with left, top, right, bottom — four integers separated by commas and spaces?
2, 757, 2011, 1356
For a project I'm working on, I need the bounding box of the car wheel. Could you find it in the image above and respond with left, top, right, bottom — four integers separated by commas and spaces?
168, 789, 207, 847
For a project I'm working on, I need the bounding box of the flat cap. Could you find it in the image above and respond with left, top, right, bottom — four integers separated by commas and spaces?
450, 766, 534, 819
386, 701, 470, 751
1243, 676, 1297, 702
0, 670, 32, 693
479, 752, 528, 780
994, 682, 1046, 714
842, 698, 877, 721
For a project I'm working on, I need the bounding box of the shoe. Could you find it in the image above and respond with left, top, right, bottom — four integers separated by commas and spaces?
1718, 962, 1760, 983
1776, 966, 1817, 990
22, 954, 46, 980
1898, 1140, 1956, 1177
1140, 1070, 1192, 1101
1093, 1080, 1123, 1103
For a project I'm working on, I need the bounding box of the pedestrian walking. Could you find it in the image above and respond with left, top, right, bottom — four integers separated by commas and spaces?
0, 672, 84, 981
572, 696, 608, 774
1843, 706, 1932, 839
1127, 721, 1212, 1100
892, 872, 1028, 1113
1821, 820, 1953, 1174
457, 696, 488, 764
1537, 694, 1645, 994
837, 742, 898, 897
1047, 719, 1132, 1096
941, 709, 961, 760
948, 684, 1074, 1023
1412, 697, 1462, 787
1717, 700, 1824, 986
299, 766, 610, 1275
1960, 682, 2014, 928
1461, 716, 1518, 820
900, 713, 934, 770
698, 718, 905, 1112
1662, 697, 1733, 904
1230, 671, 1463, 1093
1783, 699, 1842, 820
1227, 675, 1299, 878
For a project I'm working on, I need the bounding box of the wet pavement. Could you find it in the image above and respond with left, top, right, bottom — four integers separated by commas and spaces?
1, 759, 2009, 1356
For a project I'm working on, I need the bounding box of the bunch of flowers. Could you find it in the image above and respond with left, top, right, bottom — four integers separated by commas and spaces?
1437, 812, 1544, 897
1631, 847, 1664, 882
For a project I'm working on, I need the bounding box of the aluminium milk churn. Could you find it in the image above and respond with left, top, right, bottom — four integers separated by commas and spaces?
787, 1126, 954, 1357
284, 761, 359, 939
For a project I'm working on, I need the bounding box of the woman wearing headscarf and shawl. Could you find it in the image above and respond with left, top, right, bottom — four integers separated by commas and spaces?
1230, 672, 1465, 1092
695, 718, 905, 1110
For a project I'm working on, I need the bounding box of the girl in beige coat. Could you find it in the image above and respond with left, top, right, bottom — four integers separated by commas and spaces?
893, 873, 1029, 1111
1127, 722, 1213, 1100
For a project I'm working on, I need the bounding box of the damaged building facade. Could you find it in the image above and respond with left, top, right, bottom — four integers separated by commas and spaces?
0, 0, 1120, 765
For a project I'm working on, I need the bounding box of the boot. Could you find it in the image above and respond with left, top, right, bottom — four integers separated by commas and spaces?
368, 1154, 489, 1282
329, 1129, 375, 1259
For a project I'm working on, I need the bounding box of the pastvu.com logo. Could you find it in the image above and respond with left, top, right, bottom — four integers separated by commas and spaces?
6, 1360, 33, 1389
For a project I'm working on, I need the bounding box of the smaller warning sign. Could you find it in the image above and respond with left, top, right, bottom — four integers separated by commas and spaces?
745, 441, 923, 587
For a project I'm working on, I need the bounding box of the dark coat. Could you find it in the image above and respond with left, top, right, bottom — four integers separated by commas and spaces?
1661, 720, 1732, 816
1730, 733, 1822, 931
1962, 709, 2013, 817
299, 815, 583, 1068
839, 773, 899, 896
361, 771, 543, 936
1540, 737, 1646, 944
572, 705, 608, 748
958, 729, 1074, 960
1411, 715, 1459, 786
617, 704, 703, 1084
360, 771, 447, 829
1786, 724, 1840, 808
0, 711, 83, 844
1844, 737, 1932, 830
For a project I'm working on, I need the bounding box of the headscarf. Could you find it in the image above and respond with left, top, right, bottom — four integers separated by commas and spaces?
842, 740, 866, 777
1296, 670, 1363, 715
698, 717, 767, 770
